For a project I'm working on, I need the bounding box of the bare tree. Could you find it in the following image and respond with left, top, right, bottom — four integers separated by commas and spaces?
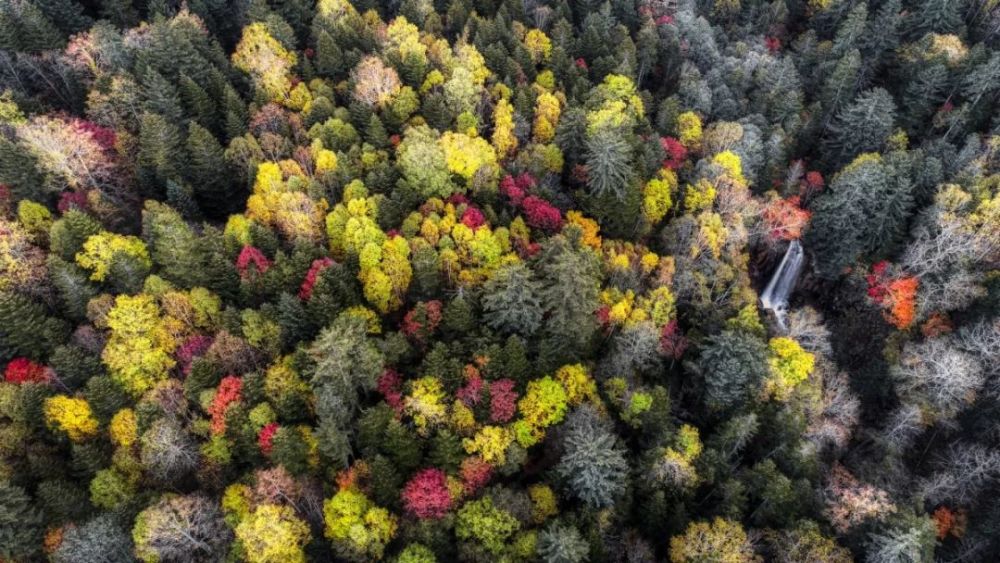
892, 336, 984, 421
806, 370, 860, 454
352, 56, 401, 108
786, 306, 833, 357
920, 442, 1000, 505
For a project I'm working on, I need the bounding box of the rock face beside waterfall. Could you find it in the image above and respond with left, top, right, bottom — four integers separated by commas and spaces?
760, 240, 805, 332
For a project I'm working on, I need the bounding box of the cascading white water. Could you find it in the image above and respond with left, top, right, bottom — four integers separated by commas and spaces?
760, 240, 805, 331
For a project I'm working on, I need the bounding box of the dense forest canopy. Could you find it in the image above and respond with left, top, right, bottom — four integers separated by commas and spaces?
0, 0, 999, 561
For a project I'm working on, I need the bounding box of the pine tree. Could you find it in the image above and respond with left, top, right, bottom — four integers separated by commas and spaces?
538, 237, 600, 354
98, 0, 138, 28
47, 255, 98, 322
818, 49, 862, 124
807, 154, 913, 278
905, 0, 963, 39
0, 138, 46, 202
537, 521, 590, 563
142, 200, 204, 288
900, 64, 948, 134
222, 84, 248, 140
33, 0, 91, 37
365, 114, 389, 149
584, 127, 634, 199
0, 0, 65, 52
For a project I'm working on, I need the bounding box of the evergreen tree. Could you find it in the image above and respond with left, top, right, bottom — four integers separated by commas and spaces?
186, 122, 238, 217
556, 405, 629, 509
695, 329, 769, 412
0, 482, 44, 561
823, 88, 897, 167
481, 262, 544, 337
0, 0, 64, 52
138, 112, 184, 194
806, 154, 913, 278
0, 291, 69, 360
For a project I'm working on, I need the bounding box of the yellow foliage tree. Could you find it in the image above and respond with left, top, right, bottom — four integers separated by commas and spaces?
109, 408, 138, 448
439, 131, 498, 187
76, 232, 151, 282
669, 517, 758, 563
643, 168, 677, 224
492, 98, 518, 159
677, 111, 703, 150
765, 337, 815, 401
533, 91, 561, 143
235, 504, 312, 563
323, 489, 398, 561
102, 294, 176, 396
232, 23, 298, 104
524, 29, 552, 63
44, 395, 99, 442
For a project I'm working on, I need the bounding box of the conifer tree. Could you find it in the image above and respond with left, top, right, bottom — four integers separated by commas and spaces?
481, 262, 544, 337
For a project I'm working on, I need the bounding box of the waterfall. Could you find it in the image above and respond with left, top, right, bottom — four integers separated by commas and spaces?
760, 240, 805, 331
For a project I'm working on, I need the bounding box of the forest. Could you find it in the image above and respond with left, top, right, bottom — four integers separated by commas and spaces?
0, 0, 998, 561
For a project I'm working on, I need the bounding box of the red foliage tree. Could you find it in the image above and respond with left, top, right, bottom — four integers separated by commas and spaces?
4, 358, 51, 384
258, 422, 279, 456
377, 369, 404, 412
866, 262, 918, 329
236, 246, 271, 279
209, 376, 243, 434
460, 456, 493, 494
57, 190, 89, 213
402, 468, 452, 519
461, 206, 486, 230
933, 506, 966, 540
489, 379, 518, 423
659, 320, 689, 360
456, 374, 484, 407
659, 136, 688, 170
299, 258, 335, 300
176, 335, 213, 377
761, 195, 811, 244
522, 196, 563, 232
401, 300, 443, 345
